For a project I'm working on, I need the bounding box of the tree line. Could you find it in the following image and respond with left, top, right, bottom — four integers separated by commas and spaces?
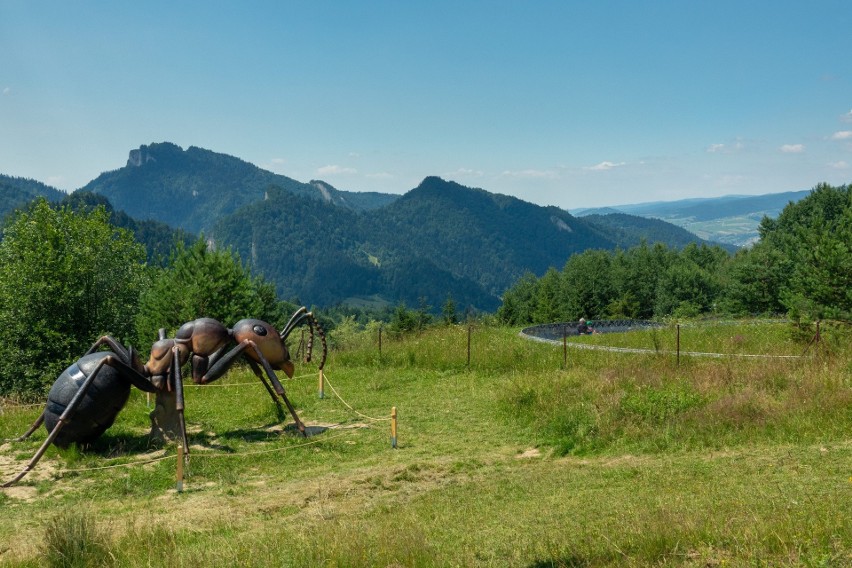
0, 183, 848, 398
497, 183, 851, 326
0, 199, 295, 398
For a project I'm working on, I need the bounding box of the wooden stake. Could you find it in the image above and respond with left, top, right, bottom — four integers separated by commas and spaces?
176, 444, 184, 493
676, 324, 681, 366
390, 407, 398, 449
318, 369, 325, 399
467, 325, 472, 368
563, 325, 568, 368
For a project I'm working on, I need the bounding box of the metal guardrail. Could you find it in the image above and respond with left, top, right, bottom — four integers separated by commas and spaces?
521, 319, 663, 340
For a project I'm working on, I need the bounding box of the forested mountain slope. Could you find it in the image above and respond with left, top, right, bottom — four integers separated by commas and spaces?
83, 143, 397, 233
0, 175, 65, 223
4, 143, 741, 311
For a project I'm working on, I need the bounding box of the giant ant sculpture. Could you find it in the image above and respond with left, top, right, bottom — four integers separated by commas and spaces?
2, 307, 326, 487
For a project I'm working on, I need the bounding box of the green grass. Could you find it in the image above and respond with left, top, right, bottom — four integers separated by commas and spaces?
1, 321, 850, 566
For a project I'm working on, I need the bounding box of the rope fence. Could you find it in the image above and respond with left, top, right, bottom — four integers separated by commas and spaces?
2, 363, 399, 490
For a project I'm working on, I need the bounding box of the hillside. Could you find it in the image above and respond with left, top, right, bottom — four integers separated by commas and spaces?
4, 142, 750, 311
581, 212, 739, 253
575, 190, 811, 246
0, 175, 65, 223
83, 143, 397, 233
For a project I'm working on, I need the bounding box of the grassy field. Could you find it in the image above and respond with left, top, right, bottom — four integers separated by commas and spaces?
1, 321, 850, 567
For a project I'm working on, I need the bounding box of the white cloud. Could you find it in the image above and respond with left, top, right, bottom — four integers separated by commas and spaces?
842, 109, 852, 122
500, 169, 559, 179
828, 160, 849, 169
366, 171, 393, 179
445, 167, 484, 179
780, 144, 805, 154
2, 87, 10, 96
584, 161, 626, 171
706, 140, 744, 153
831, 131, 852, 140
317, 164, 357, 175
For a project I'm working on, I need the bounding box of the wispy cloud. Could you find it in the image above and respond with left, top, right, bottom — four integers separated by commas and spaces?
445, 167, 484, 179
317, 164, 357, 175
366, 171, 393, 179
706, 140, 744, 153
828, 160, 849, 169
780, 144, 805, 154
2, 87, 10, 96
500, 169, 559, 179
584, 161, 626, 171
831, 131, 852, 140
841, 109, 852, 122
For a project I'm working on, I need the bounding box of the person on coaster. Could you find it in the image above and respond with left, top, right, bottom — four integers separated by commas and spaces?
577, 318, 597, 335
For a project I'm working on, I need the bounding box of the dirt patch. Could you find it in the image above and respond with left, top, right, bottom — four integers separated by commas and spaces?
515, 448, 542, 459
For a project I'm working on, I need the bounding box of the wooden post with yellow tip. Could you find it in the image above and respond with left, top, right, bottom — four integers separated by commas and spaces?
176, 444, 185, 493
391, 407, 398, 449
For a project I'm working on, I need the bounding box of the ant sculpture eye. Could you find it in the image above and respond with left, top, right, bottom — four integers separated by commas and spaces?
252, 324, 267, 336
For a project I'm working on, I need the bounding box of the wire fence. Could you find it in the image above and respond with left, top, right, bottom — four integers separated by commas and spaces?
520, 318, 827, 360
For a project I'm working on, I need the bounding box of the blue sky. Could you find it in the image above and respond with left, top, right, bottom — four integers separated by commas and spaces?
2, 1, 851, 209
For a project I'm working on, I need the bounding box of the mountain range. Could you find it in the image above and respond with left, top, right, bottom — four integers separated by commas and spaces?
3, 142, 766, 311
572, 190, 811, 246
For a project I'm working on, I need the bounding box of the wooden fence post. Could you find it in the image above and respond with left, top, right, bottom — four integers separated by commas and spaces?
318, 369, 325, 399
176, 445, 185, 493
676, 324, 681, 366
467, 325, 472, 368
391, 407, 398, 449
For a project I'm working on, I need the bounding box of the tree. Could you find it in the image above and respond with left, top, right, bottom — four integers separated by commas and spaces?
757, 183, 852, 321
0, 199, 148, 396
441, 294, 458, 325
134, 238, 283, 345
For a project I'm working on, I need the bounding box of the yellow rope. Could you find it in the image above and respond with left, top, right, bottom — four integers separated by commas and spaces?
188, 429, 357, 459
323, 372, 392, 422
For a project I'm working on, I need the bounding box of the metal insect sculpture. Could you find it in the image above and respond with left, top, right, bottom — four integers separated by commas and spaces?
174, 307, 327, 436
2, 307, 325, 487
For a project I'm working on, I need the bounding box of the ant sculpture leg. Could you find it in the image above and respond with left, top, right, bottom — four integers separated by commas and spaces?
244, 359, 287, 420
2, 353, 160, 488
169, 345, 191, 453
202, 340, 307, 436
11, 413, 45, 442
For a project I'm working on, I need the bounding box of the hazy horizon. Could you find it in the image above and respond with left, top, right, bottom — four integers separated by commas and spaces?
2, 1, 851, 209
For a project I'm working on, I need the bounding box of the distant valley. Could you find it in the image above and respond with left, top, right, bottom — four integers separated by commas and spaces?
0, 142, 805, 311
573, 191, 810, 247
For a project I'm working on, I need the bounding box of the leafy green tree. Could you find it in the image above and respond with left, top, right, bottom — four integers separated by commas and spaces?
560, 249, 615, 320
532, 268, 563, 324
388, 302, 418, 336
497, 272, 540, 325
756, 183, 852, 321
654, 257, 720, 318
441, 294, 458, 325
719, 243, 787, 315
0, 199, 148, 396
134, 238, 283, 344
